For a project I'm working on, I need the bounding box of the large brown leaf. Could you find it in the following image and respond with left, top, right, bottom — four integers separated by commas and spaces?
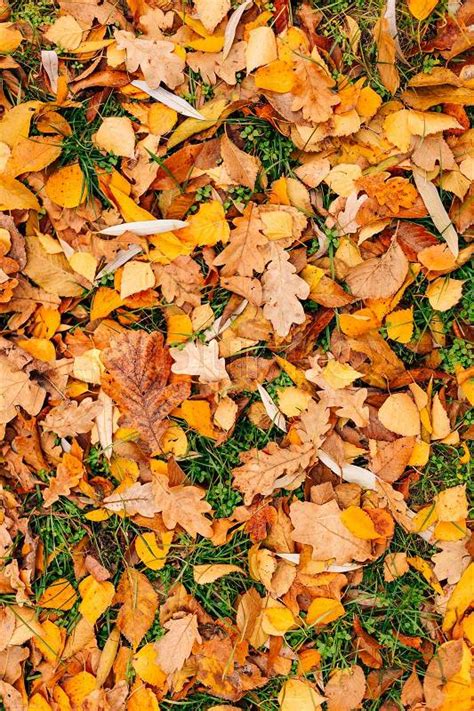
115, 568, 158, 649
102, 330, 190, 454
345, 240, 408, 299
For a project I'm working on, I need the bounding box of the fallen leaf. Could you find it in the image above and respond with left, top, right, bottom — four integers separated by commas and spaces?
115, 568, 158, 648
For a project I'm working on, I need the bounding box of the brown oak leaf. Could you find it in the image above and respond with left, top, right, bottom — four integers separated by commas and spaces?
213, 204, 269, 277
40, 397, 103, 438
102, 330, 190, 454
291, 56, 340, 124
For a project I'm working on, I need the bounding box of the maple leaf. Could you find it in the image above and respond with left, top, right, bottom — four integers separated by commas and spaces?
291, 56, 340, 124
115, 568, 158, 649
232, 442, 314, 505
40, 397, 103, 438
261, 244, 310, 337
290, 497, 372, 565
213, 204, 268, 277
114, 31, 185, 89
154, 613, 202, 676
102, 330, 190, 454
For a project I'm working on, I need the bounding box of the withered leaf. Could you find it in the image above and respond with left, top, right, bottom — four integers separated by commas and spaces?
115, 568, 158, 649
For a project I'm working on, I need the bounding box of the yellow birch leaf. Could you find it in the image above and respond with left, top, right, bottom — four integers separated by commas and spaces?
176, 400, 219, 439
127, 681, 160, 710
78, 575, 115, 625
90, 287, 123, 320
0, 174, 40, 210
0, 23, 23, 53
16, 338, 55, 362
62, 671, 96, 708
38, 578, 77, 610
340, 506, 380, 540
443, 566, 474, 631
108, 184, 156, 222
148, 103, 178, 135
167, 98, 228, 149
68, 252, 97, 282
34, 619, 65, 664
254, 59, 295, 93
165, 306, 193, 345
32, 307, 60, 339
28, 694, 52, 711
277, 387, 312, 416
320, 360, 362, 389
120, 261, 155, 299
407, 0, 439, 21
45, 164, 87, 208
135, 531, 173, 571
407, 556, 443, 594
386, 308, 414, 343
307, 597, 345, 625
426, 277, 464, 312
132, 643, 166, 687
160, 423, 188, 456
378, 393, 420, 436
278, 678, 326, 711
193, 563, 244, 584
262, 605, 296, 635
180, 200, 230, 246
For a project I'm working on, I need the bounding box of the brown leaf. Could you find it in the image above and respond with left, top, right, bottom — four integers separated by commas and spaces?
262, 244, 310, 337
353, 616, 383, 669
152, 473, 213, 538
291, 56, 339, 123
373, 17, 399, 94
401, 667, 424, 706
102, 330, 190, 454
154, 613, 201, 675
370, 436, 416, 482
0, 681, 25, 711
115, 568, 158, 649
345, 240, 408, 299
290, 498, 372, 565
220, 134, 261, 190
40, 397, 103, 438
325, 665, 366, 711
233, 442, 314, 505
213, 204, 268, 277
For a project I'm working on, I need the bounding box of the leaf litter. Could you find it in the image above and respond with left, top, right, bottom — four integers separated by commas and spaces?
0, 0, 472, 709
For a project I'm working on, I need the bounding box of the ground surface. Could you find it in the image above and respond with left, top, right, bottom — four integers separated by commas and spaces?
0, 1, 472, 710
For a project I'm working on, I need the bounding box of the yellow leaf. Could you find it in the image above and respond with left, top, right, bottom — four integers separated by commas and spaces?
255, 59, 294, 93
160, 423, 188, 456
32, 306, 60, 339
45, 164, 87, 208
278, 678, 326, 711
436, 485, 468, 522
6, 135, 62, 177
187, 34, 225, 52
277, 387, 312, 416
261, 210, 293, 240
434, 520, 468, 541
180, 200, 230, 247
0, 174, 40, 210
407, 0, 439, 21
412, 504, 437, 533
246, 26, 277, 73
0, 23, 23, 53
135, 531, 173, 571
339, 308, 380, 337
408, 439, 430, 466
28, 694, 52, 711
301, 265, 325, 294
34, 619, 65, 664
44, 15, 83, 50
356, 85, 383, 120
148, 103, 178, 135
426, 277, 464, 312
262, 605, 296, 635
378, 393, 420, 436
132, 643, 166, 687
275, 356, 309, 388
407, 556, 443, 595
73, 348, 104, 384
108, 184, 156, 222
193, 563, 243, 584
17, 338, 55, 362
320, 360, 362, 389
78, 575, 115, 625
167, 98, 228, 149
120, 261, 155, 299
165, 306, 193, 345
90, 287, 123, 320
62, 671, 96, 708
93, 116, 136, 159
38, 578, 77, 610
176, 399, 219, 439
340, 506, 379, 540
306, 597, 345, 625
386, 307, 414, 343
149, 231, 193, 264
127, 681, 160, 710
68, 252, 97, 282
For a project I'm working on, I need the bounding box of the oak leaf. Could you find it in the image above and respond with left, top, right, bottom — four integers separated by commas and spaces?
40, 397, 103, 438
290, 498, 372, 564
152, 473, 213, 538
170, 339, 228, 383
213, 204, 268, 277
102, 330, 190, 454
115, 568, 158, 648
0, 354, 45, 428
114, 31, 185, 89
262, 244, 310, 337
291, 57, 339, 123
233, 442, 314, 505
154, 255, 204, 308
194, 0, 230, 33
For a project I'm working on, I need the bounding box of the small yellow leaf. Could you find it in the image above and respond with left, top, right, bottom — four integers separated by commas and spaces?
68, 252, 97, 282
44, 15, 83, 50
0, 174, 40, 210
254, 59, 294, 93
120, 261, 155, 299
135, 531, 173, 571
386, 307, 414, 343
34, 619, 65, 664
148, 103, 178, 135
160, 423, 188, 456
45, 163, 87, 208
306, 597, 345, 626
262, 605, 296, 635
90, 287, 123, 320
320, 360, 362, 389
180, 200, 230, 247
176, 400, 219, 439
340, 506, 380, 540
17, 338, 55, 362
0, 23, 23, 54
378, 393, 420, 436
246, 26, 277, 73
149, 231, 192, 264
62, 671, 97, 708
93, 116, 135, 159
339, 308, 380, 337
132, 643, 166, 686
168, 98, 228, 149
28, 694, 52, 711
193, 563, 243, 584
78, 575, 115, 625
278, 678, 326, 711
426, 277, 464, 312
32, 306, 60, 339
38, 578, 77, 610
407, 0, 439, 21
277, 387, 312, 416
165, 306, 193, 345
407, 556, 443, 595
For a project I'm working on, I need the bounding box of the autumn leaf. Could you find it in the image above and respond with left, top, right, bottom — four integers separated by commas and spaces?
40, 398, 103, 438
220, 133, 261, 190
154, 614, 202, 676
114, 30, 185, 89
345, 240, 408, 299
102, 330, 190, 454
291, 56, 339, 123
262, 244, 310, 337
115, 568, 158, 648
213, 204, 268, 277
